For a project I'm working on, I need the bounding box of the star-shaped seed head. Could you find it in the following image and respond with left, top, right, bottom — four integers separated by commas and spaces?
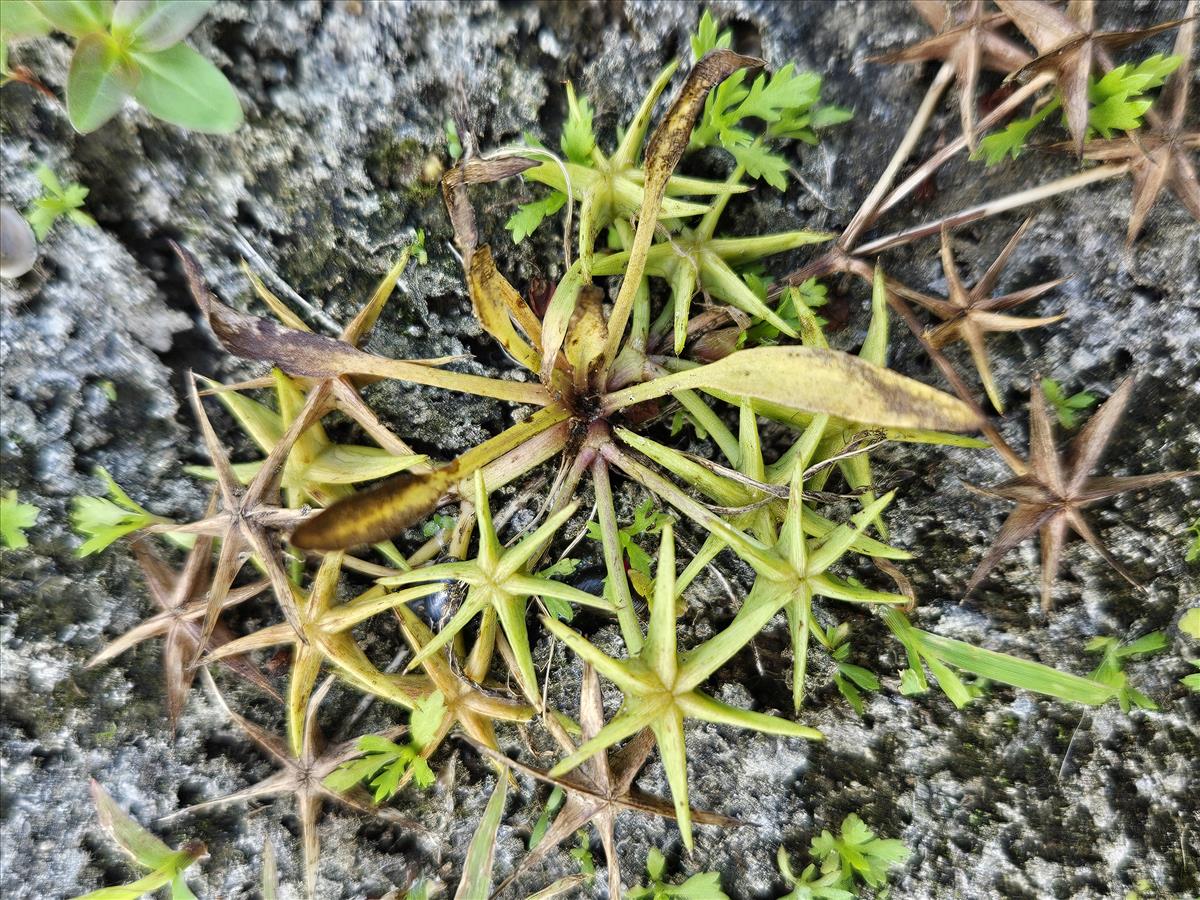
895, 218, 1067, 412
872, 0, 1034, 149
966, 377, 1198, 610
997, 0, 1195, 155
1058, 2, 1199, 242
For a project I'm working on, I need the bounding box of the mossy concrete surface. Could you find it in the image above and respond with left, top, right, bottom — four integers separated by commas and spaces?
1, 2, 1197, 898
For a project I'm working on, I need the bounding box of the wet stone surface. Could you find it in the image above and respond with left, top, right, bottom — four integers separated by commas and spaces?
1, 1, 1197, 898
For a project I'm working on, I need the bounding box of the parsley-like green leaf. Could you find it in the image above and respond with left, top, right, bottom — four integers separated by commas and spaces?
410, 690, 445, 750
730, 141, 791, 191
1, 490, 39, 549
973, 100, 1059, 165
71, 467, 169, 556
1041, 378, 1097, 429
810, 814, 910, 889
561, 81, 596, 165
505, 191, 567, 244
690, 9, 731, 60
1086, 632, 1167, 713
24, 164, 97, 241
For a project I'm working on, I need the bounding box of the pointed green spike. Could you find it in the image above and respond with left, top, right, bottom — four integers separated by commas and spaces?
806, 491, 895, 575
671, 256, 700, 355
737, 400, 764, 480
612, 59, 681, 170
676, 580, 791, 693
677, 690, 823, 740
700, 253, 797, 338
473, 471, 501, 573
860, 263, 890, 368
495, 593, 539, 703
540, 616, 652, 696
404, 593, 489, 673
652, 709, 693, 850
777, 415, 829, 572
645, 525, 678, 686
785, 586, 813, 712
548, 702, 661, 778
496, 499, 581, 581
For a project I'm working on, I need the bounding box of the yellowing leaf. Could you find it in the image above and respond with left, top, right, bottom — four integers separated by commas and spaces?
604, 346, 979, 433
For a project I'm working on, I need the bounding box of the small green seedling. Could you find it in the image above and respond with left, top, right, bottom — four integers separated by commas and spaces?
0, 490, 38, 548
972, 53, 1181, 165
536, 558, 582, 621
585, 497, 671, 598
444, 118, 462, 161
627, 848, 728, 900
568, 831, 595, 882
528, 786, 565, 850
1185, 517, 1200, 563
826, 624, 880, 717
1086, 632, 1168, 713
1040, 378, 1097, 429
24, 164, 96, 240
71, 466, 178, 556
776, 845, 853, 900
689, 10, 852, 188
27, 0, 242, 133
74, 781, 206, 900
809, 813, 910, 891
325, 691, 447, 798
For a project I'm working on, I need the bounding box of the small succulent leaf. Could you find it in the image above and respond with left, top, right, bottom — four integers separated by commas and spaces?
453, 776, 508, 900
112, 0, 213, 51
67, 33, 137, 133
129, 43, 242, 133
605, 346, 979, 433
33, 0, 112, 36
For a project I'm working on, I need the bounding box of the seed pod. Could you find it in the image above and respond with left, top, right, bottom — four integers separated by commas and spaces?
1, 204, 37, 279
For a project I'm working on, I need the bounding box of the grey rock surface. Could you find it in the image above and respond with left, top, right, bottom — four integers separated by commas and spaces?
1, 1, 1197, 898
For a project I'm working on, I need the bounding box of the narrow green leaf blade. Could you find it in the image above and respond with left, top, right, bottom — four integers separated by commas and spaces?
454, 776, 508, 900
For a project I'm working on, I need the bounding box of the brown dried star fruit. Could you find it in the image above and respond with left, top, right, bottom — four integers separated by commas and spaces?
480, 664, 740, 899
964, 377, 1198, 610
85, 505, 278, 731
872, 0, 1033, 149
1051, 1, 1200, 241
165, 672, 422, 900
890, 217, 1067, 412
